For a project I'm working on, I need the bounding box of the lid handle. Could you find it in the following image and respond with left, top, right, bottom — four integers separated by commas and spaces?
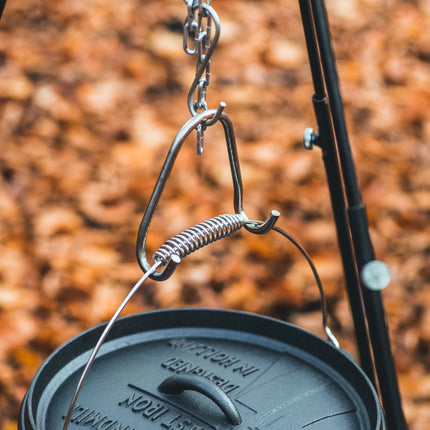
158, 374, 242, 426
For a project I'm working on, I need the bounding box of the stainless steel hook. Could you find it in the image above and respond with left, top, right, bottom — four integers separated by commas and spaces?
136, 107, 279, 280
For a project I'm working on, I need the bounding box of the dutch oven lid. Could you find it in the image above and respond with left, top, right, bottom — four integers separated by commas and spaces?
20, 308, 384, 429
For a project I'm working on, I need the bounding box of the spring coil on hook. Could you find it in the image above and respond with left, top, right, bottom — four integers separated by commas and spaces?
153, 213, 246, 264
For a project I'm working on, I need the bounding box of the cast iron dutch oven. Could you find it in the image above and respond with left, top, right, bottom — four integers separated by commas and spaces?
20, 308, 385, 429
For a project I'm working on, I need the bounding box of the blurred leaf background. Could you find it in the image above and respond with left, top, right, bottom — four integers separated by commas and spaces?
0, 0, 429, 428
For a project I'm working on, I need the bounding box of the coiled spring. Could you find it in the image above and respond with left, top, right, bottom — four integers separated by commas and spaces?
153, 213, 246, 265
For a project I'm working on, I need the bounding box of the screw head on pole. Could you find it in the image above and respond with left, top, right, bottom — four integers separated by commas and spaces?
361, 260, 391, 291
304, 127, 316, 150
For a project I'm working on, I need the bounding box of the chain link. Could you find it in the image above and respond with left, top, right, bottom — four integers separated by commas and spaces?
183, 0, 220, 154
183, 0, 212, 113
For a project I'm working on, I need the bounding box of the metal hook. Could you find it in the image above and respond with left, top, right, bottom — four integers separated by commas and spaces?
205, 101, 226, 126
245, 210, 281, 234
196, 102, 226, 155
136, 108, 278, 281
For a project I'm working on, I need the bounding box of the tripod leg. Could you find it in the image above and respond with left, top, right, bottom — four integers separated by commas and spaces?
299, 0, 408, 427
299, 0, 376, 386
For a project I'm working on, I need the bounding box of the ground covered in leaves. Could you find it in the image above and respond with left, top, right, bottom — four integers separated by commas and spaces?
0, 0, 429, 428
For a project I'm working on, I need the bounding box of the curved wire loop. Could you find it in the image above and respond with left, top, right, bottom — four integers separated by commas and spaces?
136, 108, 279, 281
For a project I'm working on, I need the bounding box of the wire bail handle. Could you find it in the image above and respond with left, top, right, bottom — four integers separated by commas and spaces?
136, 108, 279, 281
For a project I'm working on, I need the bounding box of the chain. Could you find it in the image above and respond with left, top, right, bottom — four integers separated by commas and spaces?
183, 0, 221, 154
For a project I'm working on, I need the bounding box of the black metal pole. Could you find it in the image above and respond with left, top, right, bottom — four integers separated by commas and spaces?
298, 0, 376, 386
303, 0, 408, 428
0, 1, 6, 20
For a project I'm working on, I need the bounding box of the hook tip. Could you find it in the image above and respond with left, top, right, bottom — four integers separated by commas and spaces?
245, 210, 280, 235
